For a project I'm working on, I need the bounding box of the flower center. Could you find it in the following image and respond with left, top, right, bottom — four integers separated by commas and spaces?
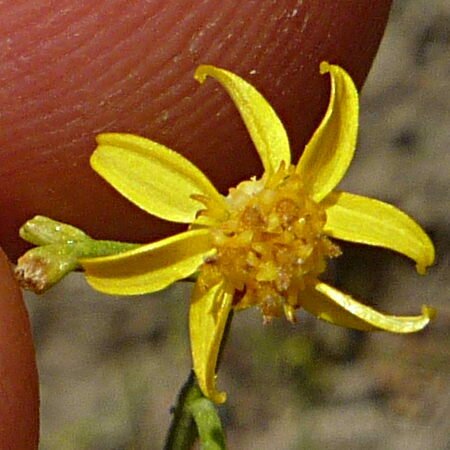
199, 165, 340, 321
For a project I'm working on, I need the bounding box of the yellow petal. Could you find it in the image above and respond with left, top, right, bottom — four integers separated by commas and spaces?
195, 65, 291, 174
91, 133, 225, 223
300, 282, 435, 332
81, 229, 214, 295
323, 191, 435, 274
296, 62, 359, 202
189, 279, 233, 404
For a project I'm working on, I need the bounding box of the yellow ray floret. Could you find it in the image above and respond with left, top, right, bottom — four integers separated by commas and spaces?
92, 133, 225, 223
296, 62, 359, 202
195, 65, 291, 174
189, 280, 234, 403
82, 230, 214, 295
323, 191, 435, 274
300, 282, 435, 332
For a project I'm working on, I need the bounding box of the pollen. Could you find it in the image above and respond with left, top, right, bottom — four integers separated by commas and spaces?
200, 165, 341, 322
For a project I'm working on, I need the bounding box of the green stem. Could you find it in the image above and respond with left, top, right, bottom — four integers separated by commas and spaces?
15, 215, 138, 293
163, 372, 200, 450
189, 397, 226, 450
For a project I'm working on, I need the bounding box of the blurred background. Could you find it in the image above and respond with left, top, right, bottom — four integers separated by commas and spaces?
25, 0, 449, 448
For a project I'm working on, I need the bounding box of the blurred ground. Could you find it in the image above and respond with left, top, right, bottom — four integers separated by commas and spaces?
25, 0, 449, 448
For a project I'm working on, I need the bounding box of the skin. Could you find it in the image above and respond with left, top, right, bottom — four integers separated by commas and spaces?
0, 0, 392, 446
0, 248, 39, 448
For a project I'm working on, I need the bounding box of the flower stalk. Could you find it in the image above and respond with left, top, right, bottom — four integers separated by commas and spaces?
164, 371, 200, 450
15, 216, 138, 293
164, 372, 226, 450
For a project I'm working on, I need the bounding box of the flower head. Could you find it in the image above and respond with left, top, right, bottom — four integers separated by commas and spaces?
80, 62, 435, 403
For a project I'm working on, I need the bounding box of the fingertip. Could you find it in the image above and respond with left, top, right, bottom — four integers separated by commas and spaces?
0, 247, 39, 449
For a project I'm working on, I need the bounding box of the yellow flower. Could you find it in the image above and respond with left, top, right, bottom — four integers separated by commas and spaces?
80, 62, 435, 404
